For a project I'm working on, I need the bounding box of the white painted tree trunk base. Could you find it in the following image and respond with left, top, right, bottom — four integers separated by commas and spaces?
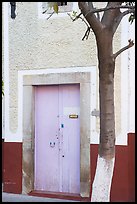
91, 155, 115, 202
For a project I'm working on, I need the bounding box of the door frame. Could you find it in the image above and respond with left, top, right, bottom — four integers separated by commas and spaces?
34, 84, 80, 193
23, 71, 92, 197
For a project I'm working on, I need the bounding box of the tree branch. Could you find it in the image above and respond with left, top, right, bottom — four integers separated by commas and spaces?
82, 27, 90, 41
101, 2, 122, 28
67, 12, 90, 27
46, 11, 54, 20
78, 2, 103, 35
112, 9, 135, 34
113, 39, 134, 59
86, 5, 135, 16
88, 2, 94, 9
71, 12, 83, 22
67, 12, 92, 41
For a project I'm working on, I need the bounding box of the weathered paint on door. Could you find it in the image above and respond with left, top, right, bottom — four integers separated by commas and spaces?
34, 84, 80, 194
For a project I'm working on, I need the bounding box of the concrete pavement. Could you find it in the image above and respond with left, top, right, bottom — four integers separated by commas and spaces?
2, 192, 80, 202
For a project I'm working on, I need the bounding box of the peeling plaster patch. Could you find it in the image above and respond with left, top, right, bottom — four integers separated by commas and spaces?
91, 156, 115, 202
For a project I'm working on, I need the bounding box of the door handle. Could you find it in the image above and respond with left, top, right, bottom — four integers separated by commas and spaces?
49, 142, 55, 147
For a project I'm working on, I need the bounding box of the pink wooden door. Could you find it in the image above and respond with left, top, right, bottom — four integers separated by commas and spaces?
34, 84, 80, 194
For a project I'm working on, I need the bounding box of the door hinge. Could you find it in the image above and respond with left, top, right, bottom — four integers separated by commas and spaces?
91, 109, 100, 117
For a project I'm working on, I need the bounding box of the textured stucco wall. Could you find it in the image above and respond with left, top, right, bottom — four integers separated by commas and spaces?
2, 4, 4, 76
8, 2, 121, 135
2, 3, 5, 138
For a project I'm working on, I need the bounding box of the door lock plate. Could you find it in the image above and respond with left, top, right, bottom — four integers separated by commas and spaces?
69, 114, 78, 119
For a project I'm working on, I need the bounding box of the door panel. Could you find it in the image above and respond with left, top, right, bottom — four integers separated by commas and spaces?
59, 84, 80, 193
35, 86, 59, 191
34, 84, 80, 193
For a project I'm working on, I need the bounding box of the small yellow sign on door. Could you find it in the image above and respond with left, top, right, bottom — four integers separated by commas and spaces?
69, 114, 78, 119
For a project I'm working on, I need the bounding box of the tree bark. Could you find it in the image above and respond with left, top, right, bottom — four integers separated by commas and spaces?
97, 28, 116, 159
91, 28, 116, 202
99, 58, 115, 159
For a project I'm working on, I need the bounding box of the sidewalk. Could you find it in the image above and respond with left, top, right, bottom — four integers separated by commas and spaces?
2, 192, 80, 202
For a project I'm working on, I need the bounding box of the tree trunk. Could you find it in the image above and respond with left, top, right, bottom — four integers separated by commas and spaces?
91, 156, 115, 202
91, 29, 116, 202
99, 58, 115, 160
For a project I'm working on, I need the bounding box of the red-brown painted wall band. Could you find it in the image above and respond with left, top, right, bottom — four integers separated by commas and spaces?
90, 133, 135, 202
110, 144, 129, 201
128, 133, 135, 202
2, 133, 135, 202
2, 139, 4, 182
3, 142, 22, 194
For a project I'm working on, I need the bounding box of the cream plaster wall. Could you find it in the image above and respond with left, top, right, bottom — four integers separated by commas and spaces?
7, 2, 121, 136
2, 4, 5, 138
128, 21, 135, 132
